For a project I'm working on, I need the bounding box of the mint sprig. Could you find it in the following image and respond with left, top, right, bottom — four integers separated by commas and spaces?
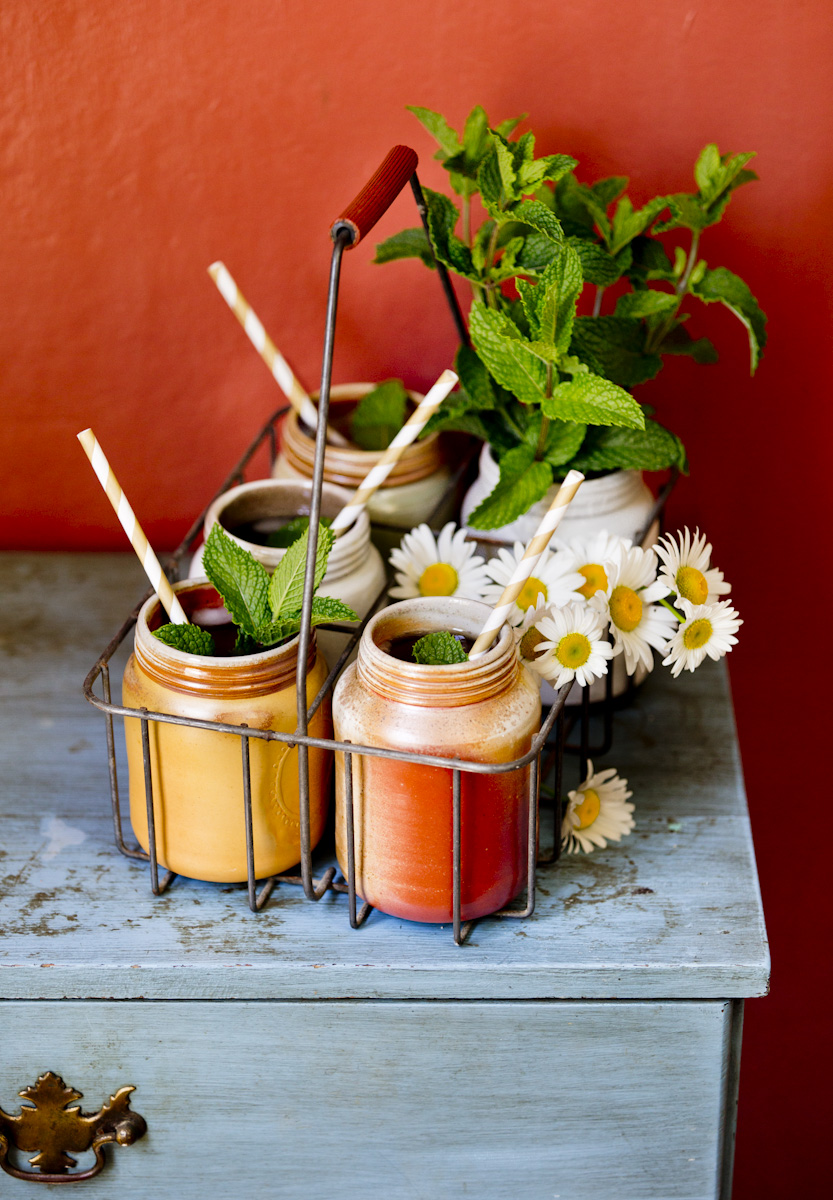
156, 523, 357, 657
412, 631, 469, 666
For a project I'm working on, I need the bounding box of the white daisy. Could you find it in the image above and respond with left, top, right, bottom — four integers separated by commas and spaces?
553, 530, 632, 602
513, 599, 553, 666
482, 543, 584, 626
656, 527, 731, 605
662, 598, 743, 677
590, 542, 676, 675
561, 761, 635, 854
388, 522, 490, 600
528, 602, 613, 690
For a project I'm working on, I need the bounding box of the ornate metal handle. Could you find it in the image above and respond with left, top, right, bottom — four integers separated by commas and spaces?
0, 1072, 146, 1183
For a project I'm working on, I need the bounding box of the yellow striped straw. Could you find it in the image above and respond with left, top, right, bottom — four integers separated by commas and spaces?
469, 469, 585, 657
330, 369, 458, 536
76, 429, 189, 625
207, 261, 349, 447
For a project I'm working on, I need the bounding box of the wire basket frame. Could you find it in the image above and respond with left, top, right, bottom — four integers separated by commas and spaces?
82, 148, 677, 945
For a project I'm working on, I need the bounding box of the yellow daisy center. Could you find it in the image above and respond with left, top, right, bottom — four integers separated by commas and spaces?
574, 788, 601, 829
519, 627, 545, 661
683, 618, 713, 649
676, 565, 709, 605
516, 575, 547, 610
577, 562, 608, 600
419, 562, 459, 596
555, 631, 592, 669
609, 585, 643, 632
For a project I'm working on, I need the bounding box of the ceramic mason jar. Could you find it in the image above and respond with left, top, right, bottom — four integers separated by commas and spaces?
273, 384, 452, 532
462, 444, 658, 546
332, 596, 541, 923
189, 478, 386, 667
122, 580, 332, 883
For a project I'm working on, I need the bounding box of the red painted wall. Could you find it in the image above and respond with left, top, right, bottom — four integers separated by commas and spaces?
3, 3, 832, 1193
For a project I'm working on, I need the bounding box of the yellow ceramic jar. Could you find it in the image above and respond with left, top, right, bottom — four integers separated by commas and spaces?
122, 580, 332, 883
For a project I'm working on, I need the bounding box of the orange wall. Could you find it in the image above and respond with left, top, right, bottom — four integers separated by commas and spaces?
3, 3, 832, 1195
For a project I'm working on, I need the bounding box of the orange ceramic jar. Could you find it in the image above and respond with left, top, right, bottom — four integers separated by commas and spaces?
332, 597, 541, 923
122, 580, 332, 883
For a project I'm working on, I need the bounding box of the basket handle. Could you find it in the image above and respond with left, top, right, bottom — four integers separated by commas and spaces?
331, 145, 418, 248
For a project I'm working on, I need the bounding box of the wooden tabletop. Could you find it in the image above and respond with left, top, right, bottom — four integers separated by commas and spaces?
0, 553, 769, 1001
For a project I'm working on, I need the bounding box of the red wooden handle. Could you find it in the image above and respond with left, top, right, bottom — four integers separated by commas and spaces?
331, 145, 418, 248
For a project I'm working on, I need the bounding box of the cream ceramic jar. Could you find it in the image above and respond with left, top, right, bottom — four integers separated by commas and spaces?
189, 479, 386, 667
272, 384, 453, 532
332, 596, 541, 924
122, 580, 332, 883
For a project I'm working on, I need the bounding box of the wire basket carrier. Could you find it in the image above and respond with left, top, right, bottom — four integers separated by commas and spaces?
83, 147, 674, 945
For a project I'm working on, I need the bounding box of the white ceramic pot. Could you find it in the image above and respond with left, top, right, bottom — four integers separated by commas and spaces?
462, 444, 658, 546
188, 479, 386, 668
462, 445, 658, 706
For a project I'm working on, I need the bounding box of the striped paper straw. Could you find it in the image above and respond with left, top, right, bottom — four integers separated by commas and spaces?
330, 369, 458, 535
76, 429, 189, 625
207, 261, 349, 447
469, 469, 585, 657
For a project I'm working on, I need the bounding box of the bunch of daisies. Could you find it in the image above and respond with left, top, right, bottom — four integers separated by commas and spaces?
388, 523, 742, 693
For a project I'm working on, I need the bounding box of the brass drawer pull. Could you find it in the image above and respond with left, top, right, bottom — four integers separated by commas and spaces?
0, 1072, 146, 1183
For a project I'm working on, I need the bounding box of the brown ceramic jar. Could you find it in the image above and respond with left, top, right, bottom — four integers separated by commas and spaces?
122, 580, 332, 883
332, 597, 541, 923
272, 384, 452, 529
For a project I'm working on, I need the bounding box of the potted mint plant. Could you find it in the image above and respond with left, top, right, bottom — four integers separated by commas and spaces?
376, 106, 767, 544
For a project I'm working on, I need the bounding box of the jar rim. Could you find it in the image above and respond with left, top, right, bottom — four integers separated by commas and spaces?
357, 596, 518, 707
202, 478, 371, 575
134, 580, 313, 697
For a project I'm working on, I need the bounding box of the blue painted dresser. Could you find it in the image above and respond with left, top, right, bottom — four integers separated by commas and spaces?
0, 553, 769, 1199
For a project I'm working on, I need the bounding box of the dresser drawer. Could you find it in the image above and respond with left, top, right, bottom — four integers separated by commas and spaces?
1, 1000, 738, 1200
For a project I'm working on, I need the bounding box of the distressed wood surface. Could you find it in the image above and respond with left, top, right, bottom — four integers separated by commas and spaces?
0, 554, 769, 1001
0, 1000, 735, 1200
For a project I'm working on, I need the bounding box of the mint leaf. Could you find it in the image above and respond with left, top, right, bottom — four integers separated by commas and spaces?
308, 595, 359, 624
423, 188, 478, 280
202, 524, 270, 638
570, 419, 687, 473
569, 237, 630, 287
659, 323, 719, 363
468, 443, 553, 529
506, 199, 564, 245
454, 344, 496, 410
691, 266, 767, 372
694, 145, 756, 207
350, 379, 408, 450
265, 515, 332, 549
253, 595, 359, 649
234, 629, 258, 655
469, 303, 547, 406
406, 106, 460, 158
153, 623, 216, 656
537, 242, 583, 352
627, 236, 675, 284
494, 112, 528, 139
543, 418, 587, 467
607, 195, 668, 255
591, 176, 629, 208
542, 373, 645, 430
614, 290, 679, 319
570, 315, 663, 388
412, 630, 469, 666
268, 522, 334, 620
374, 227, 436, 268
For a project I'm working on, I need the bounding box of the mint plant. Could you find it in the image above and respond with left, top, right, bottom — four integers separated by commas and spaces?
375, 105, 767, 529
154, 523, 357, 656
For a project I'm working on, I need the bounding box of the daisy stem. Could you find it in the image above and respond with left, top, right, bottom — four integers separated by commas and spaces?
659, 596, 685, 623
